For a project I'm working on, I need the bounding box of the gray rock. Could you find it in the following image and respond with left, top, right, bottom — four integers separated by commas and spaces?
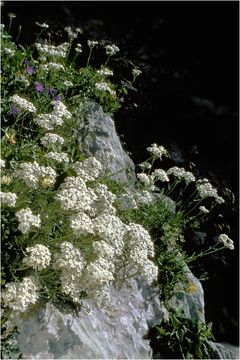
77, 100, 136, 184
208, 341, 239, 359
168, 265, 205, 323
15, 280, 164, 359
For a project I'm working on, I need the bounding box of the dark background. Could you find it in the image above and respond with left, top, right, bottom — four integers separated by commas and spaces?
1, 1, 239, 346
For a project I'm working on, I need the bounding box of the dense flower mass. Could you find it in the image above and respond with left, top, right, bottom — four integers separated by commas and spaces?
15, 161, 57, 188
2, 276, 39, 312
0, 191, 18, 207
35, 42, 69, 58
15, 208, 41, 234
40, 133, 65, 147
23, 244, 51, 270
45, 151, 69, 163
10, 95, 36, 113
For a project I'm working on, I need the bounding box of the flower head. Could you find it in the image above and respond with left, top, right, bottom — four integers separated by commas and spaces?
35, 82, 44, 92
26, 66, 36, 75
218, 234, 234, 250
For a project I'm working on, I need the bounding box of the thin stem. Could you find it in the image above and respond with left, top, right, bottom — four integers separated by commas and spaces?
87, 48, 93, 67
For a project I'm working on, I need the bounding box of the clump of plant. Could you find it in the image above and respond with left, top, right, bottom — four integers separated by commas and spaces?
1, 20, 154, 347
148, 309, 215, 359
0, 18, 236, 360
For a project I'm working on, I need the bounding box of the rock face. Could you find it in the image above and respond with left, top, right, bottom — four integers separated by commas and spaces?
169, 265, 205, 323
16, 280, 163, 359
77, 101, 136, 184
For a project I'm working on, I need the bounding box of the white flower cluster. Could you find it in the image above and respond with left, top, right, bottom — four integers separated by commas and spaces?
64, 27, 78, 39
15, 208, 41, 234
23, 244, 51, 270
0, 159, 5, 168
95, 82, 116, 96
4, 47, 15, 57
196, 179, 224, 203
15, 161, 57, 188
137, 173, 152, 186
35, 42, 69, 58
40, 133, 65, 147
2, 276, 39, 312
74, 156, 103, 181
45, 151, 69, 163
35, 22, 49, 29
70, 212, 94, 237
0, 191, 17, 207
147, 143, 169, 160
96, 67, 114, 77
39, 62, 65, 71
105, 44, 120, 56
1, 176, 12, 185
34, 101, 72, 130
63, 80, 73, 87
56, 176, 97, 212
132, 68, 142, 78
87, 40, 98, 48
218, 234, 234, 250
167, 166, 196, 184
53, 241, 85, 303
199, 205, 209, 214
151, 169, 169, 182
10, 94, 36, 113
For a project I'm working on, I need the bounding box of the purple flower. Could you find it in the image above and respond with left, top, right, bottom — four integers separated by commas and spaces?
26, 66, 36, 75
35, 82, 44, 92
22, 59, 29, 65
11, 105, 20, 117
54, 95, 62, 101
48, 87, 57, 95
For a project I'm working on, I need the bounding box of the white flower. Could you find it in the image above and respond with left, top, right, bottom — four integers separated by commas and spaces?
199, 206, 209, 214
0, 191, 17, 207
95, 82, 116, 96
87, 40, 98, 48
147, 143, 169, 160
15, 208, 41, 234
45, 151, 69, 163
63, 80, 73, 87
218, 234, 234, 250
23, 244, 51, 270
15, 161, 56, 188
70, 212, 95, 237
2, 276, 39, 312
132, 68, 142, 78
151, 169, 169, 182
83, 258, 115, 288
96, 67, 114, 77
35, 42, 69, 58
40, 133, 65, 147
74, 156, 103, 181
0, 159, 6, 168
137, 173, 152, 186
196, 181, 219, 199
35, 22, 49, 29
4, 47, 15, 57
10, 95, 36, 113
105, 44, 119, 56
40, 63, 65, 71
167, 166, 195, 184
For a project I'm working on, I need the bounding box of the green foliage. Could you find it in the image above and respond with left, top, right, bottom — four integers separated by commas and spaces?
153, 310, 214, 359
